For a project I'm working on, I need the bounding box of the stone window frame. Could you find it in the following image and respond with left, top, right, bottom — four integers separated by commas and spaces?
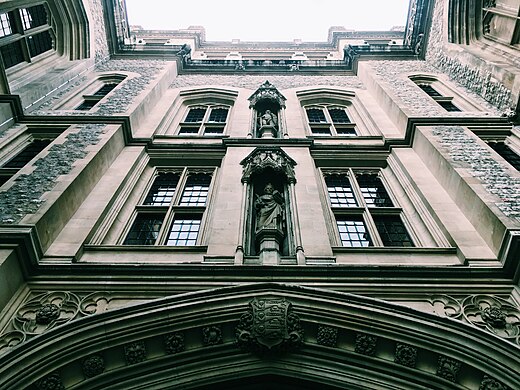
409, 74, 484, 113
115, 166, 217, 247
177, 104, 230, 136
296, 88, 380, 138
304, 104, 358, 137
0, 3, 54, 71
472, 125, 520, 172
481, 1, 520, 47
53, 73, 127, 111
320, 168, 418, 248
0, 124, 66, 188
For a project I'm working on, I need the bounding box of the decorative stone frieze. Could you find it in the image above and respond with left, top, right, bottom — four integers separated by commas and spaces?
431, 126, 520, 224
436, 356, 461, 382
31, 60, 167, 115
394, 343, 417, 368
480, 375, 510, 390
82, 354, 105, 378
170, 74, 366, 90
164, 332, 185, 354
124, 341, 146, 365
354, 333, 377, 356
316, 325, 338, 347
0, 124, 107, 224
431, 294, 520, 345
0, 291, 113, 355
203, 326, 223, 346
424, 0, 514, 112
235, 297, 303, 353
36, 372, 64, 390
241, 147, 297, 184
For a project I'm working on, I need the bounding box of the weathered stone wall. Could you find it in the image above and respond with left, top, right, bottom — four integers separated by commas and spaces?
86, 0, 110, 63
170, 74, 366, 90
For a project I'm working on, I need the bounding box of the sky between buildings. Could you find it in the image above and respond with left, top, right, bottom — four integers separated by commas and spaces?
125, 0, 411, 42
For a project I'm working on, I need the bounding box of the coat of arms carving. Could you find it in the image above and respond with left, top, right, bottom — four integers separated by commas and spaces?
236, 297, 303, 353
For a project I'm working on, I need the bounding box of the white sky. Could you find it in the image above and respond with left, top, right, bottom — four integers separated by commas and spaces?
125, 0, 410, 42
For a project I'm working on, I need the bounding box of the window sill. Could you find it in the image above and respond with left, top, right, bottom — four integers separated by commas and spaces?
83, 244, 209, 252
332, 246, 456, 254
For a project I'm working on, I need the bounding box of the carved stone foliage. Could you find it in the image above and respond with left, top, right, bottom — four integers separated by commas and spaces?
394, 343, 417, 368
248, 80, 286, 108
36, 372, 64, 390
241, 147, 297, 184
170, 74, 366, 90
431, 126, 520, 224
354, 333, 377, 356
0, 124, 107, 224
431, 294, 520, 345
30, 59, 167, 116
236, 297, 303, 353
480, 375, 510, 390
436, 356, 462, 383
202, 326, 223, 346
164, 332, 185, 354
316, 325, 338, 347
82, 354, 105, 378
124, 341, 147, 365
0, 291, 112, 355
424, 0, 514, 112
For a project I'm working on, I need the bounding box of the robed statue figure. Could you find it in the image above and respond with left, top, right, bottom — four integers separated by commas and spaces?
255, 183, 285, 232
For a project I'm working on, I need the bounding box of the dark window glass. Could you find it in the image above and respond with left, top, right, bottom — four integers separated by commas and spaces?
336, 216, 372, 247
179, 173, 211, 206
143, 172, 180, 206
336, 127, 357, 136
328, 108, 350, 123
123, 213, 164, 245
76, 100, 98, 111
27, 30, 53, 57
208, 108, 228, 122
356, 173, 393, 207
373, 215, 414, 247
165, 214, 201, 246
325, 174, 357, 207
20, 5, 47, 30
438, 101, 461, 112
93, 83, 118, 96
184, 108, 206, 122
418, 84, 442, 97
0, 175, 9, 186
0, 13, 13, 37
310, 126, 331, 135
179, 126, 200, 134
488, 142, 520, 171
1, 41, 24, 68
3, 139, 51, 168
306, 108, 327, 123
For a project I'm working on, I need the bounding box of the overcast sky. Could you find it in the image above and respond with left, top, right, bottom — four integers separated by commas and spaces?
125, 0, 410, 42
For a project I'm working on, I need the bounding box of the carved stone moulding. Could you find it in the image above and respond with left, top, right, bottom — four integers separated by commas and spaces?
235, 297, 303, 354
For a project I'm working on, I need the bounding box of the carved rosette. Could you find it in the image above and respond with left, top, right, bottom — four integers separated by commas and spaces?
236, 297, 303, 353
394, 343, 417, 368
316, 325, 338, 347
431, 294, 520, 345
82, 354, 105, 378
36, 372, 64, 390
480, 375, 510, 390
202, 326, 223, 346
354, 333, 377, 356
164, 332, 185, 354
124, 341, 146, 365
436, 356, 462, 382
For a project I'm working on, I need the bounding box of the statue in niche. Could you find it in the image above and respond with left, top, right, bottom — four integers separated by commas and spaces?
257, 109, 278, 138
255, 183, 285, 232
260, 110, 277, 127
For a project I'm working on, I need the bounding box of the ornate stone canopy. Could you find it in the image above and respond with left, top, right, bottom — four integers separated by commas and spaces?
248, 80, 287, 108
240, 147, 296, 183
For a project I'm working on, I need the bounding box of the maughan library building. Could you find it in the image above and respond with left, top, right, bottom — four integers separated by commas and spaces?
0, 0, 519, 389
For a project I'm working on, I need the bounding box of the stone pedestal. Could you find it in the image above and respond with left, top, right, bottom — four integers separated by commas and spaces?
256, 226, 284, 265
258, 125, 277, 138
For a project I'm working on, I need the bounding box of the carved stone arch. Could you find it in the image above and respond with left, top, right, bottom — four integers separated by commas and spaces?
240, 146, 296, 184
248, 81, 287, 138
0, 283, 518, 390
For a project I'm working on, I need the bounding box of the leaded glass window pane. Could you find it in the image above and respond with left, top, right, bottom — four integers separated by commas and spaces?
311, 126, 331, 135
93, 83, 118, 96
1, 41, 24, 68
418, 84, 442, 97
165, 215, 201, 246
356, 173, 393, 207
143, 172, 180, 206
373, 216, 414, 247
328, 108, 350, 123
325, 174, 357, 207
0, 13, 13, 37
438, 101, 461, 112
20, 5, 47, 30
337, 217, 372, 247
488, 142, 520, 171
27, 30, 53, 57
76, 100, 97, 111
4, 139, 51, 168
124, 213, 164, 245
179, 173, 211, 206
208, 108, 228, 122
306, 108, 327, 123
184, 108, 206, 122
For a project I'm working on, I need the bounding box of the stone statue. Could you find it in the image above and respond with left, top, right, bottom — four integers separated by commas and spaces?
259, 110, 277, 128
255, 183, 284, 231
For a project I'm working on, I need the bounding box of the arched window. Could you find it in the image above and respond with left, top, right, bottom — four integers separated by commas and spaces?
178, 105, 230, 136
304, 105, 357, 136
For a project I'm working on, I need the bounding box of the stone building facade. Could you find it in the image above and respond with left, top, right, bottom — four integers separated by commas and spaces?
0, 0, 519, 389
